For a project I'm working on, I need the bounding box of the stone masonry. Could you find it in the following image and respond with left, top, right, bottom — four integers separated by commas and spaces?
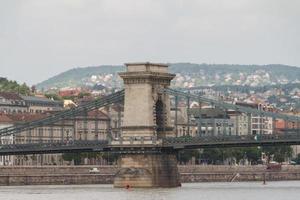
114, 63, 180, 188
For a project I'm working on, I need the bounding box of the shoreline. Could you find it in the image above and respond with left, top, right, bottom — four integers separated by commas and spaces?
0, 165, 300, 186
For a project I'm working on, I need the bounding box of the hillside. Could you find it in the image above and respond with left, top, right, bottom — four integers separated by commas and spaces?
36, 63, 300, 90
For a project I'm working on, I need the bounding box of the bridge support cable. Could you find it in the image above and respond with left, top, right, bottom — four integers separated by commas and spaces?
26, 128, 32, 144
117, 104, 122, 139
0, 90, 125, 137
247, 113, 252, 135
260, 114, 263, 136
197, 98, 202, 137
106, 105, 113, 142
235, 113, 239, 136
72, 115, 76, 142
60, 117, 65, 142
205, 120, 208, 137
95, 110, 99, 141
83, 108, 88, 141
174, 96, 179, 137
164, 88, 300, 121
186, 94, 190, 136
212, 114, 216, 137
211, 104, 216, 137
38, 127, 43, 144
222, 108, 227, 136
272, 117, 276, 135
284, 119, 288, 131
50, 125, 54, 143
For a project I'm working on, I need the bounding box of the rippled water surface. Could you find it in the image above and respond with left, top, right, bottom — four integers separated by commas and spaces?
1, 181, 300, 200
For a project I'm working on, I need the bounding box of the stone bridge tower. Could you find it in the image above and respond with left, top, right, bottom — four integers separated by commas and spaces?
114, 62, 180, 188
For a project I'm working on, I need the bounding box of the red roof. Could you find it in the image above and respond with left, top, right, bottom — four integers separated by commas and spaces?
5, 113, 49, 123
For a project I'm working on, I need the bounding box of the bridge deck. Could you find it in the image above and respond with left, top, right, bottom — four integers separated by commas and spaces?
1, 132, 300, 155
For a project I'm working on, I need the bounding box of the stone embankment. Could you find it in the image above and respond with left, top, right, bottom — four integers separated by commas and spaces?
0, 165, 300, 186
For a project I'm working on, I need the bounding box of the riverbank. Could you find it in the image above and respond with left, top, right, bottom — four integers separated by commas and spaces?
0, 165, 300, 186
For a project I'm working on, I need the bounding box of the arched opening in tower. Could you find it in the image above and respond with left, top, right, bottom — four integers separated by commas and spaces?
155, 99, 164, 131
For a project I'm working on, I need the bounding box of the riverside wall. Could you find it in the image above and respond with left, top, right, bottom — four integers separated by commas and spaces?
1, 165, 300, 186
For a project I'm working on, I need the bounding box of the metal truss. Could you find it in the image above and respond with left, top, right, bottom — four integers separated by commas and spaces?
0, 88, 300, 156
0, 90, 124, 137
165, 88, 300, 121
2, 132, 300, 155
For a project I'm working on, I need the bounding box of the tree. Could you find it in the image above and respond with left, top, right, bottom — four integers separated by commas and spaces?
62, 152, 118, 165
45, 93, 63, 101
0, 77, 31, 95
262, 146, 293, 163
62, 153, 82, 165
102, 152, 119, 164
177, 149, 201, 164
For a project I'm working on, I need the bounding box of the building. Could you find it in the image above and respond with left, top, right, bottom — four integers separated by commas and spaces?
74, 109, 110, 141
0, 109, 110, 165
21, 95, 64, 113
0, 92, 64, 114
228, 111, 250, 136
190, 107, 236, 136
107, 105, 123, 139
0, 113, 14, 166
0, 92, 27, 113
236, 102, 274, 135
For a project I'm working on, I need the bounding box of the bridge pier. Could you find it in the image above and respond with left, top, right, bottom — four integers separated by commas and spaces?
115, 62, 179, 188
114, 152, 180, 188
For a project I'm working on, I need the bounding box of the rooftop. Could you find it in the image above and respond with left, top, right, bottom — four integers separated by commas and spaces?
0, 92, 23, 100
21, 95, 62, 104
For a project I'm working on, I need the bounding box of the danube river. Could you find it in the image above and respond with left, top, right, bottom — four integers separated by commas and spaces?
0, 181, 299, 200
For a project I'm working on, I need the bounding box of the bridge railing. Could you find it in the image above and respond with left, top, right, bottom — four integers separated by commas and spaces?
163, 131, 300, 147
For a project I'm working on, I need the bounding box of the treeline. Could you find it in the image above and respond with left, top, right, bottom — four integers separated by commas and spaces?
61, 146, 297, 165
0, 77, 31, 95
178, 146, 294, 165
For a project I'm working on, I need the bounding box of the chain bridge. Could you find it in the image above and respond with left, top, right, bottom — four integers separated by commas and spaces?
0, 63, 300, 187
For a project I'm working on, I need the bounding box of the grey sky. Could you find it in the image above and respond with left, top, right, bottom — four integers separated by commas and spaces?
1, 0, 300, 85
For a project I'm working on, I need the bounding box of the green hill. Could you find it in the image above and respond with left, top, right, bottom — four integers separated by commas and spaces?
36, 63, 300, 90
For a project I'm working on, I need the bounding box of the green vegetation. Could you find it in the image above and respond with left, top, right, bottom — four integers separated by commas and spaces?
62, 152, 118, 165
178, 146, 294, 165
44, 93, 63, 101
36, 63, 300, 90
37, 65, 124, 90
0, 77, 31, 95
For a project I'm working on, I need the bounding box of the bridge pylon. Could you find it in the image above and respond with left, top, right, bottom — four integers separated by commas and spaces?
113, 62, 180, 188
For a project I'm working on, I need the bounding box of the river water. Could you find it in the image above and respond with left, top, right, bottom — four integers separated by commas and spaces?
0, 181, 300, 200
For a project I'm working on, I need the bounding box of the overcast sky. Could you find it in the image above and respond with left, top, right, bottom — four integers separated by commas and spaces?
1, 0, 300, 85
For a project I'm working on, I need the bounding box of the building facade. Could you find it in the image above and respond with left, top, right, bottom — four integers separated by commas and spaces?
0, 92, 27, 113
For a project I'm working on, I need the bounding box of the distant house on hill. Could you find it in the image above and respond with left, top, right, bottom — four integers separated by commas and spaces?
58, 88, 81, 97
